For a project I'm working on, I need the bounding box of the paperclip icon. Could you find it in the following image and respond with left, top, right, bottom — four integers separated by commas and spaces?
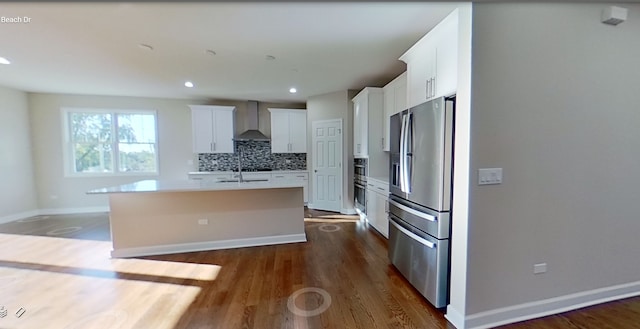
15, 307, 26, 318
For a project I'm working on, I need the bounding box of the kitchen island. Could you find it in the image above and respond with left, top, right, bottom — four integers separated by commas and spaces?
88, 179, 306, 258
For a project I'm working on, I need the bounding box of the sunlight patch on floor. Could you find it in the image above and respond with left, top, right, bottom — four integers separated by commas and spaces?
0, 233, 221, 281
0, 266, 201, 329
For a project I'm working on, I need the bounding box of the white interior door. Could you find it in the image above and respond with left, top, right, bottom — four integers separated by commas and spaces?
311, 119, 342, 212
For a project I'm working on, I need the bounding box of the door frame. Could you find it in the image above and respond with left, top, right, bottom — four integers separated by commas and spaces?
309, 118, 345, 213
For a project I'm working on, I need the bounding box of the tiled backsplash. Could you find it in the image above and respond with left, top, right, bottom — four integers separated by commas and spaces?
198, 141, 306, 171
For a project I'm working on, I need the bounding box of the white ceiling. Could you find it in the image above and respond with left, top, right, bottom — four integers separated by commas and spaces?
0, 2, 461, 103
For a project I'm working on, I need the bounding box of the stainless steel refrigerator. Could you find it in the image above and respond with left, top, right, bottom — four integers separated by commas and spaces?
388, 96, 454, 308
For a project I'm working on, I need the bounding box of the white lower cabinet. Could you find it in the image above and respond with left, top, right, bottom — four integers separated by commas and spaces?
365, 178, 389, 238
271, 172, 309, 204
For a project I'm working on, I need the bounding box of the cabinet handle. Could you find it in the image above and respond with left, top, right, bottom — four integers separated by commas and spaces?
426, 79, 430, 99
431, 77, 436, 98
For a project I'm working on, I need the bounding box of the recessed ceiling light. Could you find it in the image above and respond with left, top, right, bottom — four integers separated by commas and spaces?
265, 55, 276, 60
138, 43, 154, 51
289, 87, 297, 94
0, 57, 10, 65
185, 81, 194, 88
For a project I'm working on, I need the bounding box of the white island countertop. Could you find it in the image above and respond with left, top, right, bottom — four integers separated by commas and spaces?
87, 179, 305, 194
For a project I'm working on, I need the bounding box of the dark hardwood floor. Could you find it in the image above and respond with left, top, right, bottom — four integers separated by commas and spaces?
0, 210, 638, 328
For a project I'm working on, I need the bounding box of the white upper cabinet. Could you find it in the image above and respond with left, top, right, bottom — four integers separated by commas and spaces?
352, 87, 384, 158
268, 108, 307, 153
400, 9, 459, 109
189, 105, 235, 153
383, 72, 407, 152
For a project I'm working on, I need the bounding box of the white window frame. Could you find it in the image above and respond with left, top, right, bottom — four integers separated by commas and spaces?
61, 107, 159, 177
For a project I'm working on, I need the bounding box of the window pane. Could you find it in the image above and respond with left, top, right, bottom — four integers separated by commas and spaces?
73, 143, 113, 173
66, 109, 158, 175
118, 143, 157, 172
70, 113, 112, 143
118, 114, 156, 143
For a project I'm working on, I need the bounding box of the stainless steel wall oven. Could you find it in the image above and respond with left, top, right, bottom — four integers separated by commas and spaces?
354, 158, 368, 213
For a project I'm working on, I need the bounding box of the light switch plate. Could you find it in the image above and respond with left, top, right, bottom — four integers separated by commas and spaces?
478, 168, 503, 185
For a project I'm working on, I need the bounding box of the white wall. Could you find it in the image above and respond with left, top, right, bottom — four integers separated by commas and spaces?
27, 93, 306, 213
29, 93, 197, 212
0, 86, 38, 221
446, 3, 473, 327
307, 90, 358, 213
461, 3, 640, 327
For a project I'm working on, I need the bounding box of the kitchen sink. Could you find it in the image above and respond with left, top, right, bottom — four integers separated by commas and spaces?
216, 179, 269, 183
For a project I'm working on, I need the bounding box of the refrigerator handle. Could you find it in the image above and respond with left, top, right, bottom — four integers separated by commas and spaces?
401, 112, 412, 193
405, 112, 413, 192
389, 217, 435, 249
399, 113, 407, 192
389, 199, 436, 222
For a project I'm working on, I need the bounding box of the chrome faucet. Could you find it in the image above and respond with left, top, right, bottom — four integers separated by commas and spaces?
237, 147, 244, 183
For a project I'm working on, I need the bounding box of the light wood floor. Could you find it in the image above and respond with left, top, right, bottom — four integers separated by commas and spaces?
0, 211, 639, 328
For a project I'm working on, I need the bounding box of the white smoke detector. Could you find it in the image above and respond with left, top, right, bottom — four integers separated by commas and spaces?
601, 6, 628, 26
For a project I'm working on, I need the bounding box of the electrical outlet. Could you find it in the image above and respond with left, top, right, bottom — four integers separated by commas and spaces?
197, 219, 209, 225
534, 263, 547, 274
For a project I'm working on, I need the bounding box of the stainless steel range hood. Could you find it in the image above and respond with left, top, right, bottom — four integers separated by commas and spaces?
234, 100, 269, 141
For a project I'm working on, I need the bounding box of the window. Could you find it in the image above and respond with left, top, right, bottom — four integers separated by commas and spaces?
63, 108, 158, 176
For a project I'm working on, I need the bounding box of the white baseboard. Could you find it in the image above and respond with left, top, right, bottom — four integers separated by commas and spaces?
39, 206, 110, 215
306, 203, 356, 215
0, 207, 110, 225
461, 280, 640, 329
0, 210, 40, 224
341, 208, 357, 215
111, 233, 307, 258
445, 305, 466, 328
